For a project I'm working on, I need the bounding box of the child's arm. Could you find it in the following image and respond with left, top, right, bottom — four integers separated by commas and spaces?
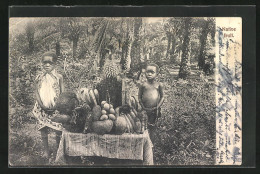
156, 82, 165, 109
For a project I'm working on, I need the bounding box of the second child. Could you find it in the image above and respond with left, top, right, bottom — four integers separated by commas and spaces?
138, 63, 164, 142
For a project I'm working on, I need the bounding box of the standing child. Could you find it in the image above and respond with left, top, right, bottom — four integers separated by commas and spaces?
32, 51, 64, 159
138, 63, 164, 143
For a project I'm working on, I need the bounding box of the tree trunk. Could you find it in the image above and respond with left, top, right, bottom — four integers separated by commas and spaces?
130, 18, 142, 73
120, 41, 126, 70
125, 38, 133, 71
178, 18, 191, 79
56, 41, 61, 57
118, 39, 121, 49
28, 40, 34, 52
26, 22, 35, 53
120, 20, 134, 71
72, 39, 78, 60
166, 32, 172, 60
198, 20, 210, 69
149, 48, 153, 60
170, 37, 177, 63
99, 46, 108, 69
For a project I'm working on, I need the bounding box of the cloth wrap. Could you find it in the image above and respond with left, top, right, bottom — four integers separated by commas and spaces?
32, 69, 65, 131
55, 130, 154, 165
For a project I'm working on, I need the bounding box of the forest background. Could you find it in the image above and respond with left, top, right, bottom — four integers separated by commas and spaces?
9, 17, 216, 166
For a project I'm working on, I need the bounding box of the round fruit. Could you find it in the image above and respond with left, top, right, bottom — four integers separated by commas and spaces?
104, 103, 110, 111
100, 115, 108, 120
108, 114, 116, 121
101, 110, 107, 115
55, 92, 79, 115
114, 116, 128, 134
109, 108, 115, 114
101, 101, 107, 107
92, 120, 113, 135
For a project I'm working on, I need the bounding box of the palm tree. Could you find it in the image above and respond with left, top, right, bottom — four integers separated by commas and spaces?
25, 21, 35, 53
178, 18, 192, 79
120, 18, 134, 71
130, 18, 143, 77
34, 18, 63, 54
60, 17, 84, 60
164, 18, 186, 64
198, 18, 210, 70
196, 18, 216, 72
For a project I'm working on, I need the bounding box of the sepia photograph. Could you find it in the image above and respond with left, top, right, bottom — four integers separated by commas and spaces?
8, 16, 242, 166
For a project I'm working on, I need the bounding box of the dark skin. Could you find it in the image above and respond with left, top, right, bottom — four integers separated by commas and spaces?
138, 65, 164, 111
35, 55, 64, 159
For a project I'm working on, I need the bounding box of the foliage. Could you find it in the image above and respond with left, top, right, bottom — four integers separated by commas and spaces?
60, 18, 85, 59
163, 17, 216, 76
9, 17, 216, 166
153, 79, 215, 165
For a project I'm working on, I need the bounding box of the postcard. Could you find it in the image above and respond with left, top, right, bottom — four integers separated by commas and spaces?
9, 15, 242, 166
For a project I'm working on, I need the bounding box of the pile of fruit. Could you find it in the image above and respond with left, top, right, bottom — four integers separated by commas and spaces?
90, 103, 142, 135
113, 105, 142, 135
49, 91, 91, 133
78, 88, 144, 135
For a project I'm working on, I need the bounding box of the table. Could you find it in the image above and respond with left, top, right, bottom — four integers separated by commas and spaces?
55, 130, 154, 165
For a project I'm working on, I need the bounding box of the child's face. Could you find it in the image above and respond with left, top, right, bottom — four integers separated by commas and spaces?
42, 56, 55, 72
145, 66, 157, 80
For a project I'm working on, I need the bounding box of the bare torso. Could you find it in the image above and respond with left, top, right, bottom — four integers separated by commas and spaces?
141, 82, 160, 108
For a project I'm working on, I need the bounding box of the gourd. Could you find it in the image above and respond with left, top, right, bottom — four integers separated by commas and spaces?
92, 119, 114, 135
92, 105, 102, 121
114, 116, 128, 134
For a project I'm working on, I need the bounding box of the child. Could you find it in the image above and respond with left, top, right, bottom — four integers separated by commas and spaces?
138, 63, 164, 142
32, 51, 64, 159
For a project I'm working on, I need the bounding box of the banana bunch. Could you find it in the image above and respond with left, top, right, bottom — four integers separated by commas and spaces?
78, 88, 99, 108
114, 105, 142, 134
